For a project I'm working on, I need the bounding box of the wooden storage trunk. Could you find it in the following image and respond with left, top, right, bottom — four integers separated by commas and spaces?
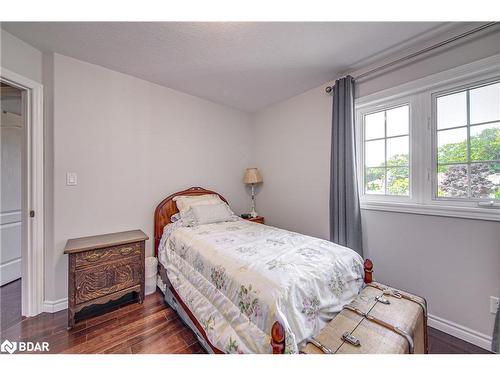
302, 282, 428, 354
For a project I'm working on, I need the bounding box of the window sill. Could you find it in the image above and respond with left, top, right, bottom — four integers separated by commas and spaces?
360, 201, 500, 222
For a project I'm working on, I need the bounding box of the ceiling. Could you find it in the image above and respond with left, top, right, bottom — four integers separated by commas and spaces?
1, 22, 470, 112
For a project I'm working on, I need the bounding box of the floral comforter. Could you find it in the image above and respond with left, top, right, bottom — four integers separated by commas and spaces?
158, 219, 364, 353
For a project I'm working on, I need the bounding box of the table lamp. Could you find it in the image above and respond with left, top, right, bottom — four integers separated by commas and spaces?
243, 168, 263, 218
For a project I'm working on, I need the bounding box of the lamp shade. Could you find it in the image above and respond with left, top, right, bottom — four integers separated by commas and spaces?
243, 168, 263, 184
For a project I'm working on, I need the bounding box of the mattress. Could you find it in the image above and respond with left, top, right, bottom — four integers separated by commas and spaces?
158, 218, 364, 353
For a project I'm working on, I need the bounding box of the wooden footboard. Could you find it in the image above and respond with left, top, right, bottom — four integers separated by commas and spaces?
271, 258, 374, 354
363, 258, 373, 284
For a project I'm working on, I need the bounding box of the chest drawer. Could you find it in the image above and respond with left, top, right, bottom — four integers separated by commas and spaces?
74, 256, 142, 304
75, 242, 142, 269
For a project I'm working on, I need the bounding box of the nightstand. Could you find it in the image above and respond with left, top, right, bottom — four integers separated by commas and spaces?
244, 216, 265, 224
64, 229, 149, 328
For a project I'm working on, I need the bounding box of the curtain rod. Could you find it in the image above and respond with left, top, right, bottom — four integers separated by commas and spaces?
325, 22, 498, 93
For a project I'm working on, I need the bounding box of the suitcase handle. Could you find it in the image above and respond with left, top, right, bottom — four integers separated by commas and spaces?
306, 338, 334, 354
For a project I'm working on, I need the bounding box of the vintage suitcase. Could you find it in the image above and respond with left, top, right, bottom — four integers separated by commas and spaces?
302, 282, 428, 354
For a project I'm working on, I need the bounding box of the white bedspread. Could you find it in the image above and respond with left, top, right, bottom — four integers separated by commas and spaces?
158, 219, 364, 353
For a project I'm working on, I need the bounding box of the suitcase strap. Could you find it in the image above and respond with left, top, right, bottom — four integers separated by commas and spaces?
366, 283, 428, 317
343, 303, 415, 354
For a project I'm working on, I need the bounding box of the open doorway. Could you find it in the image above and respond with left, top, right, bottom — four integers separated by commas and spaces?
0, 69, 44, 326
1, 82, 25, 330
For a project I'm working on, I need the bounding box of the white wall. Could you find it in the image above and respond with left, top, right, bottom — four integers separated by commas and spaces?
2, 30, 255, 306
1, 30, 43, 84
362, 211, 499, 342
357, 27, 500, 98
44, 54, 253, 302
252, 30, 500, 348
252, 84, 332, 240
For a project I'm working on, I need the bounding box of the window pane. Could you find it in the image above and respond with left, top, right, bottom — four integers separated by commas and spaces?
470, 82, 500, 125
387, 167, 409, 196
365, 168, 385, 194
387, 136, 409, 166
470, 162, 500, 199
437, 164, 468, 198
365, 139, 385, 167
386, 105, 409, 137
470, 122, 500, 161
365, 111, 385, 140
437, 127, 467, 164
437, 91, 467, 129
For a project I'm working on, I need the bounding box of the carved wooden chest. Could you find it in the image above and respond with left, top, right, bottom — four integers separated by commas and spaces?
64, 229, 149, 328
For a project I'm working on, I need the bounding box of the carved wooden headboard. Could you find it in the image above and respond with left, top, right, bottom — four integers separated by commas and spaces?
154, 187, 228, 256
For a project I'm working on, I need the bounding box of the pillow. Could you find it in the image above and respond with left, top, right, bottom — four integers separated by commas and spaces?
190, 202, 234, 225
179, 209, 196, 226
173, 194, 222, 214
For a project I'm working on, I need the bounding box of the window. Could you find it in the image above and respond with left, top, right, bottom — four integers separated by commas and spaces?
363, 105, 410, 196
355, 55, 500, 221
435, 81, 500, 201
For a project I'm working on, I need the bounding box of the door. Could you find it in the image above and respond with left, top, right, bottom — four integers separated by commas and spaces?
1, 84, 23, 286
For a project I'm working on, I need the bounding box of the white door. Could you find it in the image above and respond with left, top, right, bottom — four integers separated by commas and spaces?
1, 104, 23, 286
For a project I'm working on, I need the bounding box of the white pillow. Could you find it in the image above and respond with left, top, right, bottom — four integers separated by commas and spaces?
190, 202, 234, 225
173, 194, 222, 214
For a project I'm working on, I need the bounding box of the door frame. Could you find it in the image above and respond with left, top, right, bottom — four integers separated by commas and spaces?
1, 67, 44, 317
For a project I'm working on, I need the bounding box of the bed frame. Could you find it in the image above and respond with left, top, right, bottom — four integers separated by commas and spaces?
154, 186, 374, 354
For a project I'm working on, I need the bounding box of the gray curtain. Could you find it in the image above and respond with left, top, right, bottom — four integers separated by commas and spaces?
330, 75, 363, 256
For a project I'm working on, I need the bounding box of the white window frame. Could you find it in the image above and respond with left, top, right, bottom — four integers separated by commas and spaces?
355, 53, 500, 221
357, 98, 416, 203
431, 78, 500, 203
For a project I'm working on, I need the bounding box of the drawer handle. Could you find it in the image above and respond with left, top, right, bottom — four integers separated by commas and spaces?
85, 253, 103, 262
120, 247, 134, 256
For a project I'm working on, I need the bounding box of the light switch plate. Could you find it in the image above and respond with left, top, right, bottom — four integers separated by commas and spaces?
491, 296, 499, 314
66, 172, 77, 186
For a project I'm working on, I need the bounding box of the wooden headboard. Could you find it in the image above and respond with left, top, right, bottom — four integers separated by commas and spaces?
154, 187, 228, 256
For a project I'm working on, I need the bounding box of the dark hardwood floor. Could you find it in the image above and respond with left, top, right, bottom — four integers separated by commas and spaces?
427, 326, 491, 354
0, 279, 26, 332
0, 288, 203, 354
0, 283, 491, 354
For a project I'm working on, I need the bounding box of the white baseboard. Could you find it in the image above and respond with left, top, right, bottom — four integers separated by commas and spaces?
0, 258, 21, 286
428, 314, 493, 352
42, 298, 68, 313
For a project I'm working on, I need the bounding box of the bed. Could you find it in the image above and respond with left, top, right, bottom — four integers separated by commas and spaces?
154, 187, 374, 354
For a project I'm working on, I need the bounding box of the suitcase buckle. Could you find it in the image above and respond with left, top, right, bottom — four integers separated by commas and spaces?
342, 332, 360, 346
